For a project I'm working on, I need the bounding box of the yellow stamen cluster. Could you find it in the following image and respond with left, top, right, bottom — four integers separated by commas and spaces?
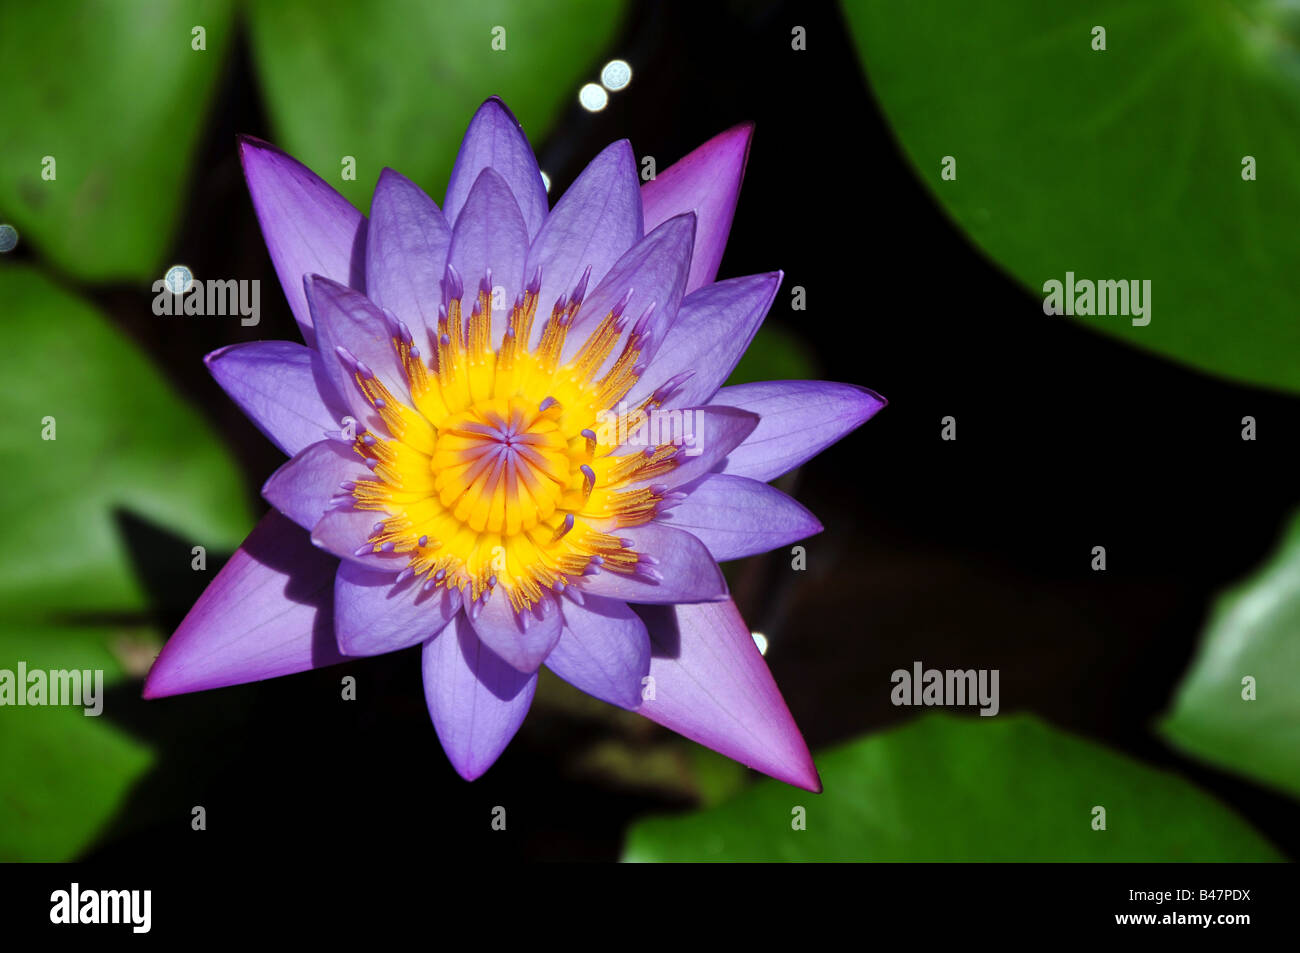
344, 272, 679, 611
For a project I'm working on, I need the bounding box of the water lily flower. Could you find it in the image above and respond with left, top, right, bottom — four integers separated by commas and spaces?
144, 97, 884, 791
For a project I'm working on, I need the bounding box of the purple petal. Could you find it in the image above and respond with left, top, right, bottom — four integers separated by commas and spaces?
709, 380, 886, 482
627, 272, 782, 409
544, 595, 650, 710
564, 212, 695, 368
446, 167, 529, 348
443, 97, 549, 239
310, 508, 407, 572
422, 616, 537, 781
262, 440, 366, 531
467, 588, 562, 673
641, 122, 753, 293
143, 511, 344, 698
621, 405, 758, 490
303, 274, 410, 434
637, 599, 820, 791
660, 473, 822, 561
523, 139, 642, 344
334, 561, 459, 657
205, 341, 348, 457
577, 522, 726, 604
239, 136, 366, 346
366, 167, 452, 335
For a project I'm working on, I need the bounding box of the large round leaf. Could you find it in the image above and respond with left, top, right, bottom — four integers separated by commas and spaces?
0, 0, 234, 280
1161, 510, 1300, 799
246, 0, 627, 209
842, 0, 1300, 392
0, 266, 253, 615
623, 714, 1281, 861
0, 623, 155, 861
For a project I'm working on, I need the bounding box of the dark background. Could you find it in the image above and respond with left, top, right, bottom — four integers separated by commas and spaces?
48, 0, 1299, 861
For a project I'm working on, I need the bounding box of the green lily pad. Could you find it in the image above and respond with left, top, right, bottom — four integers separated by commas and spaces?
0, 266, 253, 616
1160, 510, 1300, 799
246, 0, 627, 209
0, 623, 154, 861
623, 714, 1282, 861
0, 266, 254, 859
0, 0, 234, 281
842, 0, 1300, 392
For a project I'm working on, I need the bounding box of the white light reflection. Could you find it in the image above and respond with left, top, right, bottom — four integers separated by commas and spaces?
578, 83, 608, 112
601, 59, 632, 91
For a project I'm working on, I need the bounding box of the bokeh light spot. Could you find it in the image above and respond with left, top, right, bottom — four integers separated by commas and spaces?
164, 264, 194, 294
578, 83, 608, 112
601, 59, 632, 91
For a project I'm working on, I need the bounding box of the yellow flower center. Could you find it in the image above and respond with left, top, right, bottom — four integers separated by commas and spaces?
344, 271, 682, 611
429, 395, 572, 535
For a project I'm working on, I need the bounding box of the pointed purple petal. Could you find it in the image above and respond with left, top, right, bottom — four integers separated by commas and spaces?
262, 440, 365, 530
205, 341, 348, 457
310, 508, 407, 572
467, 588, 562, 673
303, 275, 411, 434
564, 212, 695, 368
577, 523, 726, 604
143, 511, 344, 698
423, 616, 537, 781
660, 473, 822, 561
621, 405, 758, 490
239, 136, 366, 346
545, 595, 650, 710
641, 123, 753, 293
627, 272, 782, 409
709, 380, 886, 482
523, 139, 642, 343
446, 167, 529, 348
366, 167, 452, 335
637, 599, 820, 791
334, 561, 458, 656
443, 97, 548, 239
